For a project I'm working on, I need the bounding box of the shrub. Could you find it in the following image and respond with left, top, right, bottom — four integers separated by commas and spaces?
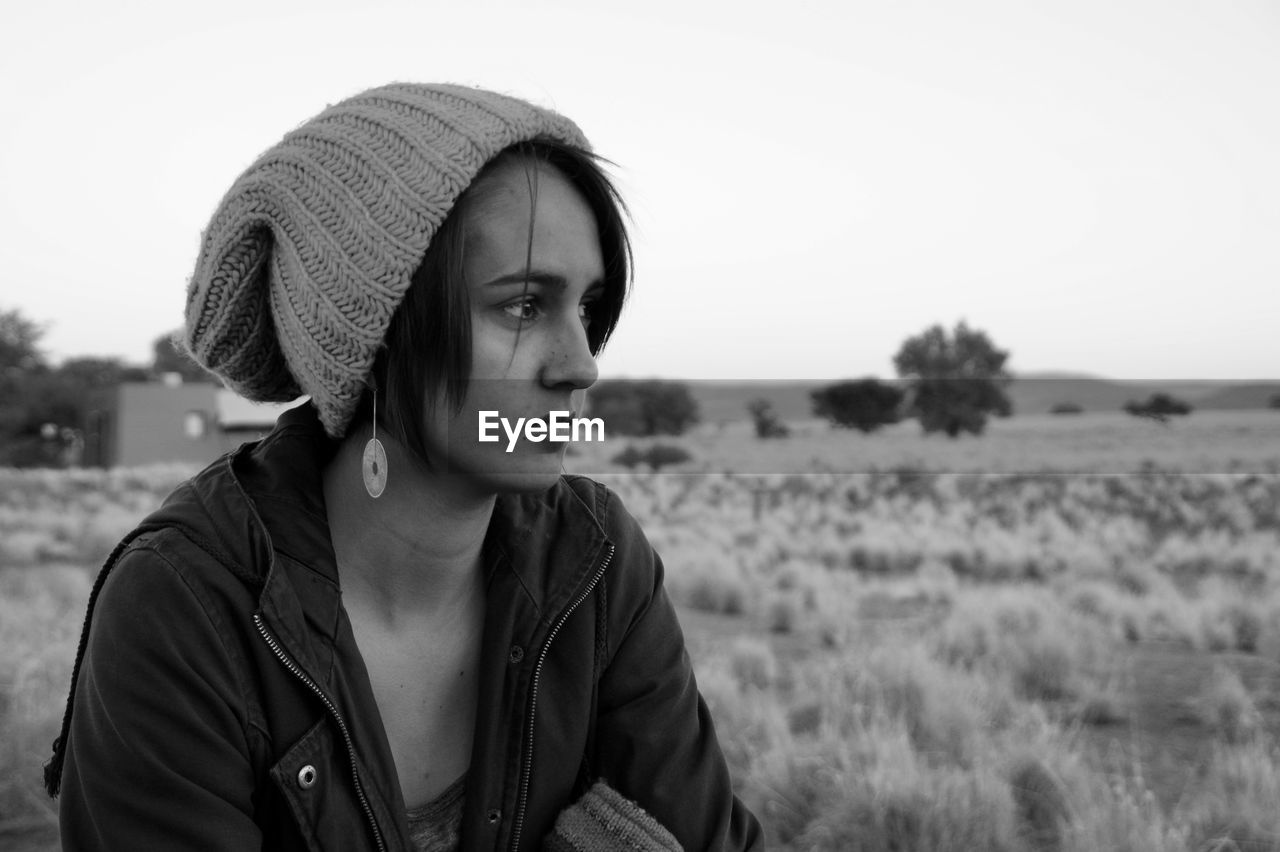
787, 703, 823, 737
1200, 611, 1236, 653
672, 558, 750, 617
791, 758, 1020, 851
811, 379, 904, 432
0, 530, 47, 565
933, 609, 993, 670
766, 592, 801, 634
609, 443, 693, 471
1192, 665, 1261, 745
610, 445, 645, 470
1222, 604, 1263, 653
752, 751, 844, 845
1114, 560, 1166, 597
916, 559, 959, 605
75, 506, 140, 564
586, 380, 699, 436
1007, 756, 1073, 850
1073, 687, 1128, 726
1013, 641, 1075, 703
862, 645, 987, 768
934, 588, 1095, 706
1066, 582, 1113, 624
643, 443, 692, 471
746, 398, 790, 439
1120, 611, 1143, 643
1139, 593, 1200, 647
1124, 393, 1192, 423
1185, 744, 1280, 847
729, 637, 777, 691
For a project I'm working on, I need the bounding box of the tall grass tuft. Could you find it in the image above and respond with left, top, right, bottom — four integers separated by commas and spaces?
1008, 756, 1072, 851
1192, 665, 1263, 745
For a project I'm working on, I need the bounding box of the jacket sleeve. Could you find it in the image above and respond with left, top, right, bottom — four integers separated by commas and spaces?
591, 488, 764, 851
542, 780, 682, 852
58, 539, 263, 849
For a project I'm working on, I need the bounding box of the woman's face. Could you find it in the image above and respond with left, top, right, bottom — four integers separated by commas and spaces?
422, 158, 605, 493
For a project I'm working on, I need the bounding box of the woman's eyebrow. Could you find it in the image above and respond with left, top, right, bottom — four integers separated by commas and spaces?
482, 270, 604, 292
483, 270, 566, 289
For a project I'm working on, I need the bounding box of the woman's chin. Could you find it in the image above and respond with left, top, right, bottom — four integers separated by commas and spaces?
495, 470, 564, 494
454, 447, 567, 494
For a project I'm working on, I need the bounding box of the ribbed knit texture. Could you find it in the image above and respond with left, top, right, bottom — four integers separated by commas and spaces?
183, 83, 589, 438
542, 782, 683, 852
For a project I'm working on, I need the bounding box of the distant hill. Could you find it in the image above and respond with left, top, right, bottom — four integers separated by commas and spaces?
1004, 375, 1228, 415
1004, 374, 1136, 415
618, 375, 1280, 423
1006, 375, 1280, 415
682, 381, 820, 423
1194, 383, 1280, 411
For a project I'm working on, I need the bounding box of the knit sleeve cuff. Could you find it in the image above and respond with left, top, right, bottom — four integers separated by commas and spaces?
542, 781, 683, 852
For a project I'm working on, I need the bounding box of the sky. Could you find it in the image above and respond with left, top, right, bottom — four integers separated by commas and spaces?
1, 0, 1277, 381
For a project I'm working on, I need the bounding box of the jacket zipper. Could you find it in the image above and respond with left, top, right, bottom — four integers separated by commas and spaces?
254, 614, 387, 852
509, 542, 615, 850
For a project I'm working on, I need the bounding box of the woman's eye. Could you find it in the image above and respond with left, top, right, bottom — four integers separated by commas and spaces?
502, 298, 540, 323
500, 295, 598, 327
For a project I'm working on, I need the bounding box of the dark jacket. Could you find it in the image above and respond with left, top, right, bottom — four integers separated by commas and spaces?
47, 403, 763, 851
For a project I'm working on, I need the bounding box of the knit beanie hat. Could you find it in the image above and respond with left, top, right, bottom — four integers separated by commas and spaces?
183, 83, 590, 438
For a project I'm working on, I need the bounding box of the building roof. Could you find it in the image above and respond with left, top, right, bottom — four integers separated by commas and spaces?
216, 390, 303, 428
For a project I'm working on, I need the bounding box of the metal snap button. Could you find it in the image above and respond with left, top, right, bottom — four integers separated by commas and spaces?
508, 645, 524, 664
297, 764, 318, 789
486, 808, 502, 825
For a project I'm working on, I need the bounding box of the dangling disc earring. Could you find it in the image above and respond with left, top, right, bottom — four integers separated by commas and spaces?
362, 391, 387, 498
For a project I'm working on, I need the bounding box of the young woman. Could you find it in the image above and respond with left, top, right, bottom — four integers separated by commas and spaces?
44, 83, 763, 851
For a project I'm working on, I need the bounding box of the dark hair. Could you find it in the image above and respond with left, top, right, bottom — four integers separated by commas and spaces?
361, 136, 631, 464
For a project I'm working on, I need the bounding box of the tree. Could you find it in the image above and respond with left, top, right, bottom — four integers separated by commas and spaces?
746, 398, 789, 439
61, 356, 151, 388
0, 356, 153, 467
892, 322, 1012, 437
586, 380, 699, 437
1268, 393, 1280, 411
1050, 403, 1084, 415
0, 307, 49, 459
811, 379, 904, 432
0, 308, 155, 466
152, 329, 212, 382
0, 306, 46, 374
1124, 393, 1191, 424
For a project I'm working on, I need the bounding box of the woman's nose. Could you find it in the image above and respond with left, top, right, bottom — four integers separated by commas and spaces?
540, 316, 599, 391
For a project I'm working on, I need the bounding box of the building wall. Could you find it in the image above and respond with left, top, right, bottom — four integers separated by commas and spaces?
113, 383, 225, 466
82, 383, 294, 467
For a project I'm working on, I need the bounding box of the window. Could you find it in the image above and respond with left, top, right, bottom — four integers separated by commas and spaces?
183, 410, 209, 439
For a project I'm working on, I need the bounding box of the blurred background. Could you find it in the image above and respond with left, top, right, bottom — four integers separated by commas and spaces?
2, 0, 1277, 380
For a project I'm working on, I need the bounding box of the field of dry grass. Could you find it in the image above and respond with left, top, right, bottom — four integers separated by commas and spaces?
567, 409, 1280, 475
601, 469, 1280, 850
0, 466, 196, 849
3, 412, 1280, 849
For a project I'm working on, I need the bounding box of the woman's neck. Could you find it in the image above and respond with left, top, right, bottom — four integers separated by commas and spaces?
322, 429, 495, 627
